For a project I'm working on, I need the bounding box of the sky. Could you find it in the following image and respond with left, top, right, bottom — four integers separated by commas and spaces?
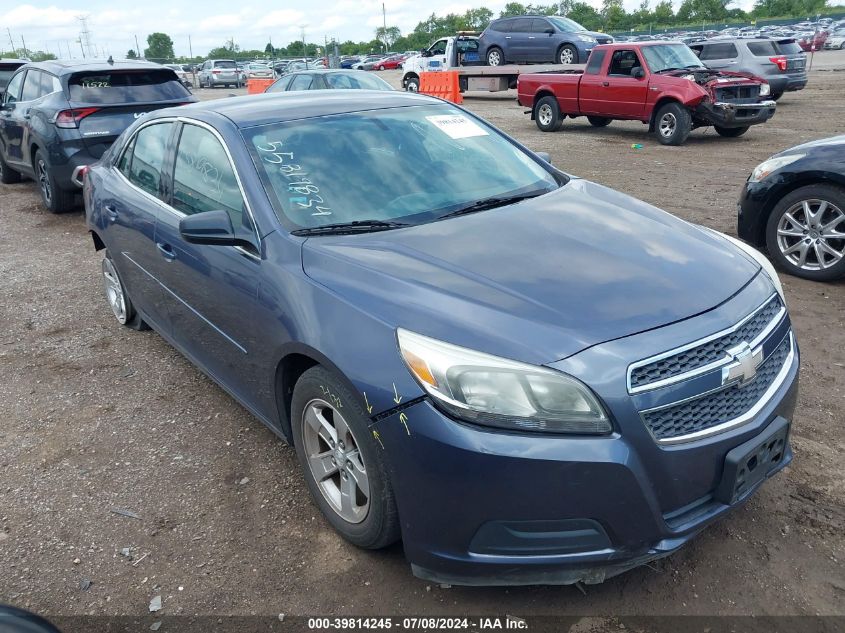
2, 0, 755, 59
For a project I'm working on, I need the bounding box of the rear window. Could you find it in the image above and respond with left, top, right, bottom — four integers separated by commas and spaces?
68, 70, 190, 104
747, 41, 779, 56
775, 40, 803, 55
585, 49, 606, 74
214, 61, 237, 69
0, 69, 17, 89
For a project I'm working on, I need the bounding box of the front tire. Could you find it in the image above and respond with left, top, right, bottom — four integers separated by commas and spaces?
292, 366, 400, 549
486, 46, 504, 66
101, 252, 149, 330
558, 44, 578, 65
34, 149, 75, 213
714, 125, 749, 138
765, 184, 845, 281
587, 116, 612, 127
772, 91, 783, 101
654, 102, 691, 146
534, 95, 562, 132
404, 75, 419, 92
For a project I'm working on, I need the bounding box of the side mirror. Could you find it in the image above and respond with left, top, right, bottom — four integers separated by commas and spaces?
535, 151, 552, 165
421, 50, 433, 58
179, 210, 241, 246
544, 27, 555, 34
632, 67, 646, 79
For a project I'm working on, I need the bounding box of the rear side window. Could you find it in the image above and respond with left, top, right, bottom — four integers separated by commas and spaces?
511, 18, 533, 33
267, 76, 292, 92
698, 43, 738, 60
40, 73, 61, 96
126, 123, 173, 197
491, 19, 513, 32
585, 49, 606, 74
776, 41, 803, 55
213, 61, 237, 69
747, 41, 778, 56
68, 70, 190, 104
21, 70, 42, 101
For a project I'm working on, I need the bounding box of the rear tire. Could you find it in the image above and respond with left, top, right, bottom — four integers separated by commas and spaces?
34, 149, 75, 213
486, 46, 504, 67
587, 116, 612, 127
654, 102, 691, 146
714, 125, 749, 138
0, 151, 22, 184
101, 251, 149, 330
291, 366, 400, 549
534, 96, 562, 132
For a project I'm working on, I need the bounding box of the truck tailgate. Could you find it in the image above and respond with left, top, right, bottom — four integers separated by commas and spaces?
517, 71, 582, 111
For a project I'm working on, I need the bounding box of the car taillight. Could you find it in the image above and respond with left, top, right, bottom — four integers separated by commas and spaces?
55, 107, 100, 128
769, 56, 788, 71
212, 70, 222, 74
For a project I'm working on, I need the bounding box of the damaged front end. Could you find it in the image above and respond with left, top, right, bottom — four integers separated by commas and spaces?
673, 69, 777, 130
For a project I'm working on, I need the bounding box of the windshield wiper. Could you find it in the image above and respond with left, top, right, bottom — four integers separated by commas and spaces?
438, 192, 545, 220
290, 219, 409, 236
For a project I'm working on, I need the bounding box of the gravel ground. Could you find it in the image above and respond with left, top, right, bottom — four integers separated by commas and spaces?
0, 55, 844, 624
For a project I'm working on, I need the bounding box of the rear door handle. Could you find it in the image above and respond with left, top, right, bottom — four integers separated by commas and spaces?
156, 242, 176, 261
104, 205, 119, 221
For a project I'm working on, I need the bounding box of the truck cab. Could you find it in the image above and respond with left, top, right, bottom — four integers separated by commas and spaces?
402, 34, 482, 92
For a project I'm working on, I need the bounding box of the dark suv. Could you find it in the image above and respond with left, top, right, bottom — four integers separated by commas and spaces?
690, 38, 807, 100
0, 59, 27, 98
0, 59, 194, 212
479, 15, 613, 66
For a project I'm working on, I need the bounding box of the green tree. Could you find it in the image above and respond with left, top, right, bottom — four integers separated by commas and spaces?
126, 48, 137, 59
500, 2, 528, 17
464, 7, 494, 30
602, 0, 628, 29
144, 32, 174, 61
375, 25, 402, 50
568, 1, 603, 29
265, 42, 274, 56
652, 0, 675, 23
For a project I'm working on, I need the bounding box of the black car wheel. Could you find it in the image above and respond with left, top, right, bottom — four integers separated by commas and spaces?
654, 102, 691, 146
714, 125, 749, 138
534, 95, 563, 132
34, 149, 75, 213
0, 150, 22, 184
291, 366, 400, 549
404, 76, 420, 92
558, 44, 578, 65
765, 184, 845, 281
486, 47, 504, 66
587, 116, 612, 127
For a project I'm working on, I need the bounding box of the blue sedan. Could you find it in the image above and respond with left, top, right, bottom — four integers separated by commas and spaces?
84, 90, 799, 585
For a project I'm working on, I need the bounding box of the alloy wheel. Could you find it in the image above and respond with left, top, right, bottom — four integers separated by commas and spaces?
487, 50, 502, 66
537, 103, 554, 127
36, 158, 52, 205
659, 112, 677, 138
101, 258, 128, 324
776, 199, 845, 271
559, 48, 575, 64
302, 398, 370, 524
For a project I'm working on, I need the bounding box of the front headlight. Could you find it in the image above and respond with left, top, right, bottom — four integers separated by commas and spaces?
749, 153, 803, 182
397, 329, 611, 435
576, 34, 598, 43
699, 227, 786, 305
759, 82, 771, 96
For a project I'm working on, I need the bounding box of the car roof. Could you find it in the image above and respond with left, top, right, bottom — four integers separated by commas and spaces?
0, 59, 28, 65
172, 90, 442, 129
16, 58, 171, 75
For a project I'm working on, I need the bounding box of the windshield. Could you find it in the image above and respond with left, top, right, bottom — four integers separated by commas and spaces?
244, 104, 560, 230
641, 43, 705, 72
548, 16, 588, 32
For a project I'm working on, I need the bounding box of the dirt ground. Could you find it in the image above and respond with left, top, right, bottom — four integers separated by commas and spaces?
1, 56, 844, 625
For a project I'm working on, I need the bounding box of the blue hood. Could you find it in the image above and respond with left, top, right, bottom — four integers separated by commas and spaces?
302, 179, 760, 364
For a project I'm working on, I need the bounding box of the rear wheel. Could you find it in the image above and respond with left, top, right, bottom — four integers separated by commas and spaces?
291, 366, 400, 549
34, 149, 75, 213
0, 151, 22, 184
378, 65, 385, 71
714, 125, 749, 138
765, 184, 845, 281
535, 96, 562, 132
654, 102, 691, 146
587, 116, 612, 127
486, 47, 504, 66
558, 44, 578, 65
101, 252, 149, 330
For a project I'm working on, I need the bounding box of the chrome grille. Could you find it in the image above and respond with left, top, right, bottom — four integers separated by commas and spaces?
641, 331, 793, 443
629, 295, 783, 391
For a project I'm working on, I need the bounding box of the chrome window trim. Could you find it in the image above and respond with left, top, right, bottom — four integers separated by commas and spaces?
641, 331, 795, 446
626, 293, 784, 394
111, 116, 262, 261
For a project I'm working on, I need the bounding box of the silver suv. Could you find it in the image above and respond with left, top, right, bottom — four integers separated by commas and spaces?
197, 59, 240, 89
690, 38, 806, 100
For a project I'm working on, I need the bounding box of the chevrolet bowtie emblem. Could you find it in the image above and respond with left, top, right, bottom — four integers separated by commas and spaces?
722, 342, 763, 387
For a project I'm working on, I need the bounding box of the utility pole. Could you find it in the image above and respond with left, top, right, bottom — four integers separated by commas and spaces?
135, 34, 141, 58
382, 3, 387, 53
76, 15, 93, 58
300, 25, 307, 61
20, 35, 27, 58
6, 28, 15, 54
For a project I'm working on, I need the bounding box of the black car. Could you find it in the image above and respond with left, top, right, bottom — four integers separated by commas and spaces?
0, 59, 27, 97
739, 135, 845, 281
0, 59, 195, 213
266, 69, 394, 92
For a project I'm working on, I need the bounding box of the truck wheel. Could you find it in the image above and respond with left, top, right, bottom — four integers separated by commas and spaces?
771, 92, 783, 101
558, 45, 578, 65
765, 184, 845, 281
587, 116, 612, 127
535, 96, 562, 132
714, 125, 749, 138
654, 102, 691, 146
486, 47, 504, 66
404, 75, 420, 92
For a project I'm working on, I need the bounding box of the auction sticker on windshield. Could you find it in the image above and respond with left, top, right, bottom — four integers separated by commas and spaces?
425, 115, 489, 139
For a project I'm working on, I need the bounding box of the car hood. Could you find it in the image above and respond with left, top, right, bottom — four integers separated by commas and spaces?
777, 134, 845, 155
301, 179, 760, 365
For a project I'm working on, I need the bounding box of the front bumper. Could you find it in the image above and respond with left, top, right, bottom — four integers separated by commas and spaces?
374, 337, 799, 585
696, 100, 776, 128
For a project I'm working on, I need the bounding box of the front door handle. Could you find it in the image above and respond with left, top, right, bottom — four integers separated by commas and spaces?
602, 81, 610, 86
156, 242, 176, 261
104, 205, 119, 221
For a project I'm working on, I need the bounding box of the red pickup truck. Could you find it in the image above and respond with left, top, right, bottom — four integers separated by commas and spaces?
517, 41, 777, 145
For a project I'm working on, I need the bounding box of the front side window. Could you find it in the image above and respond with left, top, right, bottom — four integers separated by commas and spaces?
429, 40, 447, 56
126, 122, 173, 197
3, 71, 24, 104
531, 19, 553, 33
244, 104, 561, 230
324, 73, 392, 91
172, 124, 247, 230
609, 50, 642, 76
289, 74, 314, 91
267, 76, 293, 92
511, 18, 533, 33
